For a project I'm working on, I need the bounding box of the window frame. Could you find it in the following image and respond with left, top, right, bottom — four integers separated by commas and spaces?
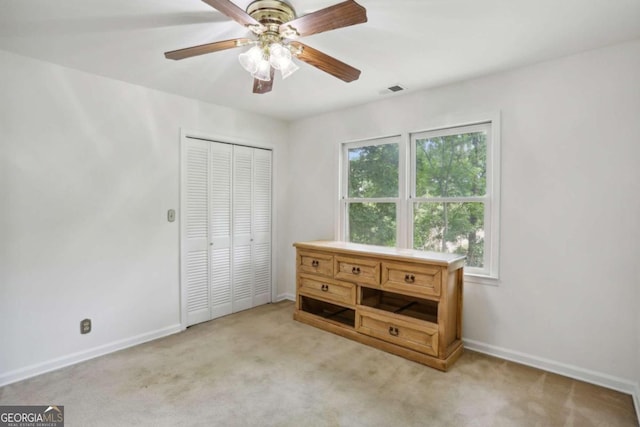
410, 122, 496, 278
339, 135, 406, 247
337, 114, 500, 283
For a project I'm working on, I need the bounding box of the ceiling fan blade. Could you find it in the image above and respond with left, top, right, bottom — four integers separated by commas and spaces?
202, 0, 262, 28
253, 68, 275, 94
291, 42, 361, 82
280, 0, 366, 38
165, 38, 253, 60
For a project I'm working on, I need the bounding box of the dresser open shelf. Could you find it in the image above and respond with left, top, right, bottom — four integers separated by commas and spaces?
293, 240, 465, 371
359, 288, 438, 324
299, 295, 356, 328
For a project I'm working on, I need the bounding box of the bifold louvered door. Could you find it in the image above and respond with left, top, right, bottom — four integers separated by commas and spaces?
181, 138, 272, 327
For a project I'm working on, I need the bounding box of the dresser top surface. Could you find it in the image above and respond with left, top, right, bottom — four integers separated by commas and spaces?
294, 241, 466, 266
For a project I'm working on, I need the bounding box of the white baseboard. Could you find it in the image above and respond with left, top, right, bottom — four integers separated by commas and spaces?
633, 382, 640, 425
275, 292, 295, 302
464, 338, 637, 395
0, 324, 182, 388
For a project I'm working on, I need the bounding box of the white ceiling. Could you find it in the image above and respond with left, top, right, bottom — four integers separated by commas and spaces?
1, 0, 640, 121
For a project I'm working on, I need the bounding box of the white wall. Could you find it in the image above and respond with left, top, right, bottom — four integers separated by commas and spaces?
0, 50, 289, 383
1, 39, 638, 408
286, 40, 640, 391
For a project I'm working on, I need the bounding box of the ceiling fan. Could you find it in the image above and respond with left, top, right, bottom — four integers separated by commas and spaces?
164, 0, 367, 94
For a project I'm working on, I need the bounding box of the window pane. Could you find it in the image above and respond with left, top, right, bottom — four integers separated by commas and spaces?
348, 143, 399, 198
415, 131, 486, 197
349, 202, 396, 247
413, 202, 484, 268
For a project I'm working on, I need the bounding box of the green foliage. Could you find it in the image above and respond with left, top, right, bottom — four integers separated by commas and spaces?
415, 132, 486, 198
347, 143, 399, 247
414, 132, 486, 267
346, 131, 487, 267
349, 203, 396, 246
349, 144, 399, 198
413, 202, 484, 267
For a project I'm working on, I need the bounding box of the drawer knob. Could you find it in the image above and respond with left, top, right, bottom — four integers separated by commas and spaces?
351, 266, 361, 275
388, 326, 399, 336
321, 284, 329, 292
404, 274, 415, 283
311, 260, 319, 267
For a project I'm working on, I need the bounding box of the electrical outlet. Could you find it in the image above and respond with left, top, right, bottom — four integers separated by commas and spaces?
80, 318, 91, 334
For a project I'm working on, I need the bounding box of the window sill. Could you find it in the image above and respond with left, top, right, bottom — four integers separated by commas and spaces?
464, 273, 499, 286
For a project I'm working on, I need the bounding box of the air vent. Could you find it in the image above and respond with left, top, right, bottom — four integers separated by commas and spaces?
387, 85, 405, 92
379, 84, 407, 95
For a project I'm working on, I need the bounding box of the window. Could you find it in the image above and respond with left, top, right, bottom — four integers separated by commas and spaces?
341, 136, 401, 247
340, 118, 500, 280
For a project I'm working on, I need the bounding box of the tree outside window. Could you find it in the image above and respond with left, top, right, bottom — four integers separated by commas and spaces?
413, 127, 487, 268
341, 120, 499, 278
345, 140, 399, 247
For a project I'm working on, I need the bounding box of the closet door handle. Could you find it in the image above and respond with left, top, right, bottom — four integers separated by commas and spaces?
388, 326, 399, 336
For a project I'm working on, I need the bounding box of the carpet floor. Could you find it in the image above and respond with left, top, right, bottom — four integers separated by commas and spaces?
0, 301, 637, 426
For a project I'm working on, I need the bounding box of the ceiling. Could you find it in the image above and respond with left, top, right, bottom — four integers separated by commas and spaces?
1, 0, 639, 121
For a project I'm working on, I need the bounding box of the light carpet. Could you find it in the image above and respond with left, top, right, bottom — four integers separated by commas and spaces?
0, 301, 636, 426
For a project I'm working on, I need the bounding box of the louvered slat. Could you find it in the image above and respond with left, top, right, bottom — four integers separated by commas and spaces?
209, 143, 233, 319
233, 245, 252, 301
183, 140, 210, 326
233, 147, 253, 237
186, 251, 209, 312
211, 145, 232, 238
253, 242, 271, 296
252, 149, 271, 306
253, 149, 272, 234
186, 146, 208, 239
211, 248, 231, 305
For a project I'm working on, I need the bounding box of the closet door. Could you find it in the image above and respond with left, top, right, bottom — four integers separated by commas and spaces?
232, 146, 254, 312
252, 148, 272, 306
182, 139, 211, 326
181, 137, 272, 327
232, 146, 272, 311
209, 143, 233, 319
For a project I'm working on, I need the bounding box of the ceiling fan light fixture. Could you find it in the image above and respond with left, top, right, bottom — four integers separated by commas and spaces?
239, 45, 263, 73
165, 0, 367, 94
280, 59, 299, 79
252, 58, 272, 81
279, 25, 299, 39
268, 43, 291, 70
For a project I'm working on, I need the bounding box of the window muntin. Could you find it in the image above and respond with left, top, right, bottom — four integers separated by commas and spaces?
340, 119, 499, 280
411, 123, 492, 275
342, 137, 400, 248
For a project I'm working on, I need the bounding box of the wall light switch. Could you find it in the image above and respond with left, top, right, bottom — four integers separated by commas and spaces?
168, 209, 176, 222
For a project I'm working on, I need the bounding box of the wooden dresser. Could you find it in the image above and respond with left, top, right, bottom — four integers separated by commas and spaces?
293, 241, 466, 371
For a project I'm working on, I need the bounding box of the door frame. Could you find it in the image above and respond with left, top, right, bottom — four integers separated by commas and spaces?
179, 128, 277, 330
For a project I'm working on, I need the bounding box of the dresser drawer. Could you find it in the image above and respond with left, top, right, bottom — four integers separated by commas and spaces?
381, 262, 442, 298
298, 251, 334, 278
334, 256, 380, 286
298, 275, 356, 306
356, 306, 438, 356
